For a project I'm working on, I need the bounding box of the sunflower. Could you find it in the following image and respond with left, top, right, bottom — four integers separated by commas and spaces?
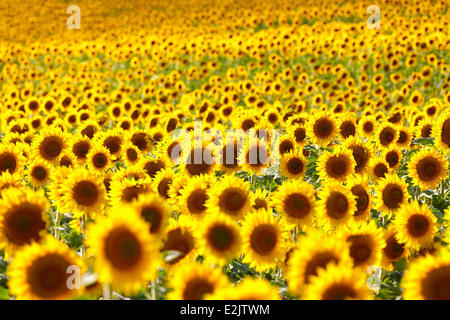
380, 225, 407, 271
337, 113, 357, 139
59, 168, 107, 219
382, 145, 402, 170
156, 135, 186, 167
346, 174, 372, 224
408, 148, 448, 190
151, 168, 175, 200
286, 230, 353, 296
0, 143, 26, 175
78, 120, 100, 139
278, 134, 296, 156
240, 208, 288, 271
178, 174, 215, 220
160, 215, 199, 267
338, 221, 385, 271
128, 128, 152, 154
287, 124, 308, 147
108, 177, 151, 208
86, 207, 159, 295
167, 173, 190, 211
26, 159, 52, 188
94, 128, 124, 161
301, 263, 373, 300
120, 141, 141, 167
306, 111, 339, 147
0, 171, 24, 195
341, 136, 373, 174
140, 156, 169, 179
375, 123, 399, 149
128, 192, 170, 237
86, 144, 113, 176
367, 157, 391, 181
279, 150, 307, 180
31, 126, 69, 165
431, 111, 450, 154
205, 175, 253, 219
7, 236, 85, 300
0, 188, 50, 259
237, 136, 272, 175
316, 147, 356, 182
167, 263, 229, 300
271, 180, 315, 229
208, 277, 280, 300
402, 249, 450, 300
316, 182, 357, 232
216, 133, 245, 174
392, 201, 438, 252
252, 188, 270, 210
70, 136, 92, 165
374, 173, 409, 217
197, 213, 242, 265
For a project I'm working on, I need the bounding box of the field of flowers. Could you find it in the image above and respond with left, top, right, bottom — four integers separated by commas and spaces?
0, 0, 449, 300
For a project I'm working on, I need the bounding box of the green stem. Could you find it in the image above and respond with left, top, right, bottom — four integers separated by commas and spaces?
80, 214, 87, 258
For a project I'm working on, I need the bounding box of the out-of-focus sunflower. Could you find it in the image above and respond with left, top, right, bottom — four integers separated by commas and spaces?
270, 180, 315, 229
7, 237, 85, 300
408, 148, 448, 190
392, 201, 438, 252
346, 174, 372, 224
178, 174, 214, 220
197, 213, 242, 265
286, 230, 353, 297
240, 208, 288, 271
108, 177, 150, 208
431, 110, 450, 154
0, 143, 26, 175
70, 136, 92, 165
301, 263, 373, 300
167, 263, 229, 300
338, 221, 385, 271
0, 187, 49, 259
205, 175, 253, 219
401, 249, 450, 300
59, 168, 107, 219
341, 136, 373, 174
208, 277, 280, 300
380, 225, 407, 271
375, 122, 399, 149
86, 207, 159, 296
237, 136, 272, 175
94, 128, 124, 161
128, 192, 170, 237
120, 141, 141, 167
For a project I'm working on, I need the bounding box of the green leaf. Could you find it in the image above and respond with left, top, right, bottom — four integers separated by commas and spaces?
0, 287, 9, 300
412, 137, 435, 146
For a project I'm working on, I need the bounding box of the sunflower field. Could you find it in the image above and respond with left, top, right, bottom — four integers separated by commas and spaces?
0, 0, 449, 301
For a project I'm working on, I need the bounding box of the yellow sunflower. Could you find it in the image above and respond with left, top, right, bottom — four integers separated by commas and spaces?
286, 230, 353, 296
25, 159, 52, 189
402, 249, 450, 300
59, 168, 107, 219
166, 263, 229, 300
86, 207, 159, 296
270, 180, 316, 229
0, 187, 50, 259
178, 174, 215, 220
279, 150, 307, 180
392, 201, 438, 252
346, 174, 372, 224
305, 111, 339, 147
408, 148, 448, 190
240, 208, 289, 271
208, 277, 280, 300
374, 173, 409, 217
31, 126, 69, 165
338, 221, 385, 271
0, 143, 26, 176
197, 213, 242, 265
205, 175, 253, 219
301, 262, 373, 300
316, 147, 356, 182
7, 236, 85, 300
316, 182, 357, 232
86, 144, 113, 176
380, 225, 407, 271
